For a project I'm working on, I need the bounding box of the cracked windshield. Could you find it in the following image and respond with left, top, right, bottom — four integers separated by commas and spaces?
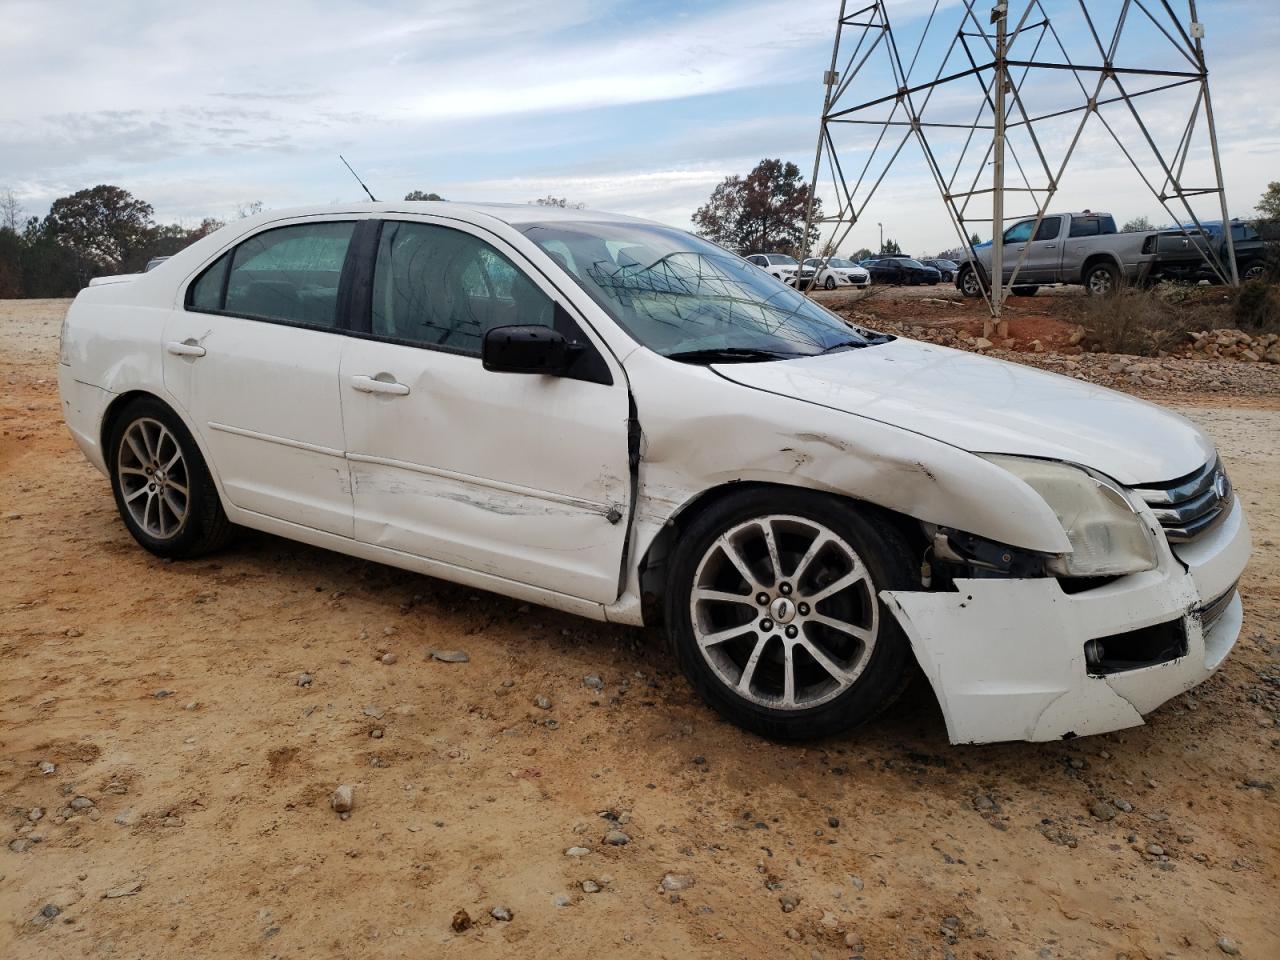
520, 222, 879, 361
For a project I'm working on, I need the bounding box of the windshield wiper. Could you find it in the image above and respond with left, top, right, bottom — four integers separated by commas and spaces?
665, 346, 800, 364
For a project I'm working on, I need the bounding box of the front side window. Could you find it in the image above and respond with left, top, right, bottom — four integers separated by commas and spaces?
204, 221, 356, 328
520, 221, 877, 359
371, 221, 553, 354
1004, 220, 1036, 243
1033, 219, 1060, 241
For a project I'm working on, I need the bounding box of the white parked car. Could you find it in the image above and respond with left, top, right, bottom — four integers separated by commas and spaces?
802, 257, 872, 290
744, 252, 803, 284
59, 202, 1250, 743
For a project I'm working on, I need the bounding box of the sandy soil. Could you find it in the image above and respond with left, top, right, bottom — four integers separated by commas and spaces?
2, 298, 1278, 960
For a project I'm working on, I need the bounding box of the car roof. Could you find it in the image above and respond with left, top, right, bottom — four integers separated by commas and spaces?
233, 200, 656, 231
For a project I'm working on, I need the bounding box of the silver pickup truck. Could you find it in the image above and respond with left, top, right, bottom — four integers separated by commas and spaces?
957, 211, 1156, 297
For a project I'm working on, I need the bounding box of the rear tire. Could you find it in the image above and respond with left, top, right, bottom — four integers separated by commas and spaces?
664, 488, 918, 741
1084, 261, 1120, 296
107, 397, 234, 559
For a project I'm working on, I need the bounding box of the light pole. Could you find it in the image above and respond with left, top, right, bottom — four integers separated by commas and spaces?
877, 222, 883, 253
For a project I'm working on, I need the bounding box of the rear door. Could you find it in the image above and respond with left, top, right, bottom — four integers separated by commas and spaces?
337, 217, 632, 603
163, 217, 361, 536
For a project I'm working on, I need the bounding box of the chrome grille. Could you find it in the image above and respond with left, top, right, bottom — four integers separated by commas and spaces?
1132, 458, 1233, 543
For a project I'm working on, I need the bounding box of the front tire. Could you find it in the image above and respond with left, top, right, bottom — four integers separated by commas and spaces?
958, 267, 983, 298
664, 489, 918, 741
824, 275, 836, 290
107, 397, 233, 559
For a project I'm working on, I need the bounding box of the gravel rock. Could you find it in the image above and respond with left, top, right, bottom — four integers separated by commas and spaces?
430, 649, 470, 663
565, 846, 591, 857
380, 652, 397, 665
827, 816, 840, 829
779, 894, 799, 913
450, 908, 471, 932
534, 695, 552, 710
362, 705, 384, 720
583, 673, 605, 691
553, 894, 572, 907
9, 838, 31, 853
581, 880, 601, 893
1090, 800, 1117, 821
660, 873, 694, 892
330, 784, 355, 814
38, 760, 55, 776
102, 879, 143, 899
28, 807, 43, 822
972, 794, 997, 812
296, 672, 313, 687
1146, 843, 1165, 857
490, 905, 513, 922
1216, 936, 1241, 955
69, 796, 94, 811
603, 829, 630, 845
40, 904, 61, 919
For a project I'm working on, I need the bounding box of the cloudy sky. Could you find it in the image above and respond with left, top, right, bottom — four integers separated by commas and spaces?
1, 0, 1277, 255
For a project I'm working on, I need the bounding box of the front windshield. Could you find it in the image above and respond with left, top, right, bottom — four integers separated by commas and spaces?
828, 258, 856, 268
520, 221, 876, 358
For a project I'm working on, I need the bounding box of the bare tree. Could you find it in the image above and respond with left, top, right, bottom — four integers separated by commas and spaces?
235, 201, 264, 219
0, 188, 23, 232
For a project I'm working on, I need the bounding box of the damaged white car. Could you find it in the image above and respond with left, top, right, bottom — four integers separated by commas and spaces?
58, 202, 1250, 743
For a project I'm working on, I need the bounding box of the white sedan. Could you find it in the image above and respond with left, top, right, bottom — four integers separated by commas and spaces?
59, 202, 1250, 743
802, 257, 872, 290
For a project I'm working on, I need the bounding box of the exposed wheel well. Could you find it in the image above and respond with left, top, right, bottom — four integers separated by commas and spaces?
100, 390, 166, 454
1079, 253, 1120, 284
635, 480, 929, 627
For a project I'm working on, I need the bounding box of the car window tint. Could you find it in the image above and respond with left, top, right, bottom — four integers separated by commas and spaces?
371, 221, 554, 354
223, 221, 354, 328
189, 252, 230, 311
1069, 216, 1101, 237
1033, 219, 1060, 241
1004, 220, 1035, 243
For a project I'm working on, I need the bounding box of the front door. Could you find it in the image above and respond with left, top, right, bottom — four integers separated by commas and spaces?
163, 218, 358, 536
1020, 216, 1064, 282
338, 217, 632, 603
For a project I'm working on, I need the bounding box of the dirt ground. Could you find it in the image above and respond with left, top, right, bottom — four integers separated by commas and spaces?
2, 298, 1278, 960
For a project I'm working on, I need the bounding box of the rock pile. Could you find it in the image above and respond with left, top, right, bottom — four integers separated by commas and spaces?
1188, 328, 1280, 363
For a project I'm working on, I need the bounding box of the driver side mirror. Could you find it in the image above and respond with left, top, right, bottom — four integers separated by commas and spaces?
482, 325, 580, 376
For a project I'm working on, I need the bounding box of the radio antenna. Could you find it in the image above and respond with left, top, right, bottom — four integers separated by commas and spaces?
338, 154, 378, 203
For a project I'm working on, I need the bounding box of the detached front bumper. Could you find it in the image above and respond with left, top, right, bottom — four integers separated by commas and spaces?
883, 498, 1250, 744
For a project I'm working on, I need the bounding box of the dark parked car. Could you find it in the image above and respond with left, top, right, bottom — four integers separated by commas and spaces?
921, 258, 959, 282
1147, 219, 1273, 283
858, 256, 941, 285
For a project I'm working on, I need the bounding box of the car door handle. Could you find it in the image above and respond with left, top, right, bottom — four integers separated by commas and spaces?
350, 375, 410, 396
165, 339, 206, 358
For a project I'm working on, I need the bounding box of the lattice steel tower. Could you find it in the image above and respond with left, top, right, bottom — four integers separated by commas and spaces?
800, 1, 1238, 331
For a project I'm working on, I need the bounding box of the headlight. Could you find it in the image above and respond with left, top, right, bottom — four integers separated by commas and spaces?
982, 455, 1158, 576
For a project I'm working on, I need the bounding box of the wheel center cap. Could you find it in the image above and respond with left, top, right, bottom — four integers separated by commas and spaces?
770, 597, 797, 624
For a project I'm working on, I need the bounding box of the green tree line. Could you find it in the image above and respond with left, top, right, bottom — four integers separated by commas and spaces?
0, 185, 227, 298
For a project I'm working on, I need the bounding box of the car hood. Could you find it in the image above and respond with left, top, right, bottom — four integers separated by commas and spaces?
713, 338, 1213, 485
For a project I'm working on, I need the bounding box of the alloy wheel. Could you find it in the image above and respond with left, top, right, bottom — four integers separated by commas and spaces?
117, 417, 190, 540
689, 515, 880, 711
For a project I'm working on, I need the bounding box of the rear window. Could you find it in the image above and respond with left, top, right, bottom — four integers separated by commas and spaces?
222, 222, 355, 329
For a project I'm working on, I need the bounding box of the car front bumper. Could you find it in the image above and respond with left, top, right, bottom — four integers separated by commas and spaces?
882, 496, 1251, 744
